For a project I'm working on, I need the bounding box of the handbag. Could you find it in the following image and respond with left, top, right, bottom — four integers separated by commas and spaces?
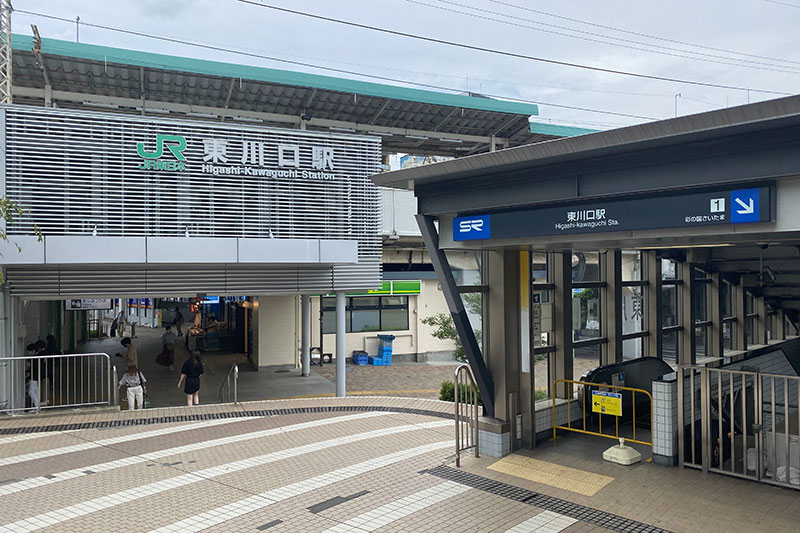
138, 372, 150, 408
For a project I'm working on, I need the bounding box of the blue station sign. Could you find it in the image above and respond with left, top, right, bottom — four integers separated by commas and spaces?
453, 185, 773, 241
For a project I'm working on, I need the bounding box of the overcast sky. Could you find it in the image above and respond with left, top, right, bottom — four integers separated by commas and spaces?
12, 0, 800, 130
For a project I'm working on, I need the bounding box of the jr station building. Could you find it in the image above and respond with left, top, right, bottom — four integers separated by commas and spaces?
0, 33, 587, 410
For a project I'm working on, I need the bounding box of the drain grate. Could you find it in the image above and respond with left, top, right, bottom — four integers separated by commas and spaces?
422, 465, 671, 533
0, 405, 453, 435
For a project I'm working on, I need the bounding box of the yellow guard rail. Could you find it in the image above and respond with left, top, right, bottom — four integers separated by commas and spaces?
552, 379, 653, 447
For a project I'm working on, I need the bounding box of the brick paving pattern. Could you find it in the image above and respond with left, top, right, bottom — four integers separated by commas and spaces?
0, 396, 797, 532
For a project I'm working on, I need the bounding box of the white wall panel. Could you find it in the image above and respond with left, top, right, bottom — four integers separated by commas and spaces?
46, 236, 146, 264
238, 238, 318, 263
147, 237, 237, 263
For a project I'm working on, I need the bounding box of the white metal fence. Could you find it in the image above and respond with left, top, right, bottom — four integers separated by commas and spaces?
0, 352, 115, 413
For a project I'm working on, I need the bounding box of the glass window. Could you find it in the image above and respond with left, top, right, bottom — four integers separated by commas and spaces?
662, 331, 678, 363
380, 309, 407, 331
695, 326, 708, 357
662, 285, 679, 327
662, 258, 678, 280
622, 251, 642, 282
449, 250, 484, 286
721, 281, 734, 318
622, 337, 643, 360
573, 288, 601, 340
531, 252, 549, 283
622, 286, 644, 334
574, 344, 602, 375
323, 296, 409, 333
723, 322, 733, 352
572, 251, 600, 282
693, 278, 708, 323
532, 289, 553, 348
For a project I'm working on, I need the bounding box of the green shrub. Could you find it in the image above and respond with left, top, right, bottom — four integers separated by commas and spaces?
440, 381, 546, 404
439, 380, 483, 406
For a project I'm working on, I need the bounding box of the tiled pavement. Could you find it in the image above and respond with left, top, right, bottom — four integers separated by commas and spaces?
0, 397, 798, 532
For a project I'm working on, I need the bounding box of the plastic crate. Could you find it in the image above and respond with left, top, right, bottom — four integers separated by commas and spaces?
351, 350, 368, 366
368, 356, 391, 366
377, 334, 396, 348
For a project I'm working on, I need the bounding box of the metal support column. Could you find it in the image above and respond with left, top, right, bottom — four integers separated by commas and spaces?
680, 262, 697, 365
301, 294, 311, 377
553, 252, 573, 399
776, 309, 786, 341
335, 290, 346, 397
756, 297, 768, 345
646, 251, 663, 358
604, 250, 622, 365
416, 214, 495, 416
734, 282, 747, 351
710, 272, 724, 359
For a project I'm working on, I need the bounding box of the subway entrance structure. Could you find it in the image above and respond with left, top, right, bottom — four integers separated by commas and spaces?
374, 95, 800, 479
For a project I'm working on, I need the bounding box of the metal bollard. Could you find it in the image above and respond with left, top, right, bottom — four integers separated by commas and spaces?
131, 323, 136, 338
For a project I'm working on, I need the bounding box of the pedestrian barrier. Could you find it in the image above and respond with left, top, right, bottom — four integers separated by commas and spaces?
551, 379, 653, 447
218, 363, 239, 404
0, 352, 114, 414
678, 365, 800, 490
454, 363, 480, 467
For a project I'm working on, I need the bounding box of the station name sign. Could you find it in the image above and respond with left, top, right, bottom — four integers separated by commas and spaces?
453, 186, 773, 241
136, 133, 338, 180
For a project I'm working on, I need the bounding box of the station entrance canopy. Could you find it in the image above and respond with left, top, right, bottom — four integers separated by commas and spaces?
373, 94, 800, 419
0, 105, 381, 298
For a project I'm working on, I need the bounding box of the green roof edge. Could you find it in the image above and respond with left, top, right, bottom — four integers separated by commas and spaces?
529, 121, 598, 137
12, 34, 539, 117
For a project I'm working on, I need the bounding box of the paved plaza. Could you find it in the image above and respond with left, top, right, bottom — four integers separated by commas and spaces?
1, 397, 798, 532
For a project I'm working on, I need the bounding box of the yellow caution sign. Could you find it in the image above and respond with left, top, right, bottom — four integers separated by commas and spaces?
591, 390, 622, 417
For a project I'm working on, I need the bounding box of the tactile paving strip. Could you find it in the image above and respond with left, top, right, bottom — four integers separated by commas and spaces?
422, 465, 671, 533
0, 405, 453, 435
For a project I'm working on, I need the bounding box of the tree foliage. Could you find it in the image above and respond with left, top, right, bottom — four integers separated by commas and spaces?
0, 197, 41, 282
421, 293, 482, 363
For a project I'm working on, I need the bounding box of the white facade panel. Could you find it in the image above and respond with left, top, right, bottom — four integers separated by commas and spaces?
45, 237, 146, 264
0, 236, 44, 264
238, 238, 319, 263
147, 237, 237, 263
2, 105, 381, 296
320, 240, 359, 263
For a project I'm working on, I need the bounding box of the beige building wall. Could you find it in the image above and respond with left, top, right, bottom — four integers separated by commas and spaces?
252, 295, 298, 369
308, 279, 457, 362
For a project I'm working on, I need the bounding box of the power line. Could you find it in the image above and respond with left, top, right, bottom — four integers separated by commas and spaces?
490, 0, 800, 68
764, 0, 800, 7
15, 9, 658, 120
235, 0, 791, 96
412, 0, 800, 74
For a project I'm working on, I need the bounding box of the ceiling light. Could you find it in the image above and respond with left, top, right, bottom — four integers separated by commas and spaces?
405, 135, 428, 140
439, 138, 463, 143
329, 126, 356, 133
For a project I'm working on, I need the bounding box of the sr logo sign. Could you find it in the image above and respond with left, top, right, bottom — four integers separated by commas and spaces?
453, 214, 491, 241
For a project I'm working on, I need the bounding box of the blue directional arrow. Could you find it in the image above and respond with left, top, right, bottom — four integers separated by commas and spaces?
730, 188, 760, 224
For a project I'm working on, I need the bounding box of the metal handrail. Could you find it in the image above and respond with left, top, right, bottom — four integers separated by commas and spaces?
219, 363, 239, 404
552, 379, 654, 447
0, 352, 113, 414
454, 363, 480, 467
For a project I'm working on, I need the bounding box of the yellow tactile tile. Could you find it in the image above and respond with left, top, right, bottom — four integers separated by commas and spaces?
487, 454, 614, 496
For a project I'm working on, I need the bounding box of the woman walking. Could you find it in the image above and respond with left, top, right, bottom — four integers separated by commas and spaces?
177, 352, 204, 406
118, 364, 146, 410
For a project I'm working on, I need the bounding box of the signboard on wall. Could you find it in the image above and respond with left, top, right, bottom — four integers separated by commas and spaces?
453, 186, 774, 241
64, 299, 112, 311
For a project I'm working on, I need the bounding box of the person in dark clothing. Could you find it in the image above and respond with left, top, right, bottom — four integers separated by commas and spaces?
177, 352, 204, 406
42, 335, 60, 405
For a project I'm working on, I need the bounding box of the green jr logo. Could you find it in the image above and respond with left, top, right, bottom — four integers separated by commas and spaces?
137, 134, 188, 171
